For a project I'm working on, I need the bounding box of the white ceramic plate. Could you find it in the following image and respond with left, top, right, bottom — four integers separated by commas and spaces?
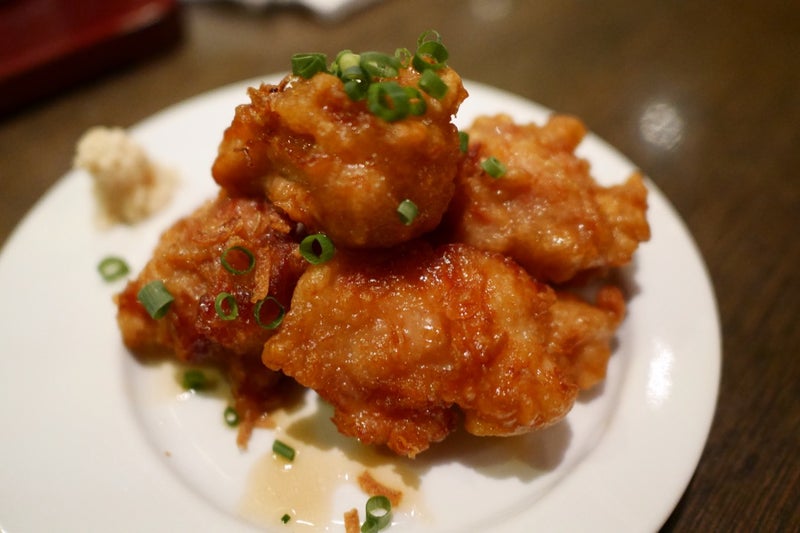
0, 78, 720, 532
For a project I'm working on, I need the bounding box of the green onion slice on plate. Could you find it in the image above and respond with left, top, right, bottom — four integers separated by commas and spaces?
182, 369, 209, 391
361, 495, 392, 532
272, 439, 296, 461
223, 406, 239, 427
97, 256, 129, 282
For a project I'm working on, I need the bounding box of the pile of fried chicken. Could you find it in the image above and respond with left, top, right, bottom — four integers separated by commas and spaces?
116, 35, 649, 458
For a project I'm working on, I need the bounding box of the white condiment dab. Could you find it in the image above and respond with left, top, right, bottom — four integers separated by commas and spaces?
73, 126, 177, 226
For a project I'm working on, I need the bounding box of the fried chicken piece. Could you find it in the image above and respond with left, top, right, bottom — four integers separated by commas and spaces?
441, 114, 650, 283
116, 191, 307, 444
117, 191, 305, 360
211, 68, 468, 248
551, 286, 626, 390
262, 242, 623, 457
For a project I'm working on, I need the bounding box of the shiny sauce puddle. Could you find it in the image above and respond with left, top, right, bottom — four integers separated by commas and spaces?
238, 397, 428, 530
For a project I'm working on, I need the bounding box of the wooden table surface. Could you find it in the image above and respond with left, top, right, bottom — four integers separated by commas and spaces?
1, 1, 797, 531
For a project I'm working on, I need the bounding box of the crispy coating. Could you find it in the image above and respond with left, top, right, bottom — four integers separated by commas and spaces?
211, 69, 468, 248
551, 286, 626, 390
442, 114, 650, 283
343, 508, 360, 533
116, 191, 307, 444
262, 242, 623, 457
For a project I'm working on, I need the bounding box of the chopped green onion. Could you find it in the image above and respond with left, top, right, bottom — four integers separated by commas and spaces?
361, 495, 392, 533
394, 47, 412, 67
416, 40, 448, 63
368, 81, 410, 122
281, 513, 291, 524
272, 439, 296, 461
299, 233, 336, 264
404, 86, 426, 116
341, 66, 366, 81
291, 52, 328, 78
292, 33, 452, 120
254, 296, 286, 330
418, 69, 448, 99
334, 50, 361, 74
332, 51, 371, 101
412, 30, 448, 71
417, 29, 443, 48
137, 280, 174, 319
360, 51, 401, 78
182, 369, 210, 391
224, 406, 240, 427
220, 246, 255, 275
343, 77, 370, 101
97, 256, 129, 282
396, 199, 419, 225
340, 66, 367, 83
341, 63, 371, 101
412, 42, 448, 71
481, 156, 507, 178
214, 292, 239, 321
303, 34, 452, 117
458, 131, 469, 153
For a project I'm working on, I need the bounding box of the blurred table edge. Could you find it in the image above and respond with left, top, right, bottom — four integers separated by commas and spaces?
0, 0, 184, 118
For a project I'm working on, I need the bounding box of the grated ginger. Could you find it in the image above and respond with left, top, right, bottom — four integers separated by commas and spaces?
74, 126, 177, 225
